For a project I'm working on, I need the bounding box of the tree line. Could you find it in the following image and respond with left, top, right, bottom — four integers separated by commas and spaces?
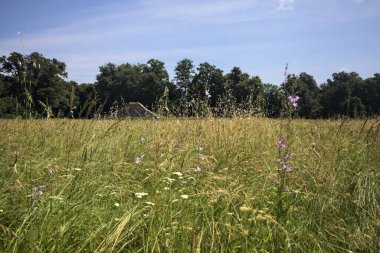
1, 51, 379, 119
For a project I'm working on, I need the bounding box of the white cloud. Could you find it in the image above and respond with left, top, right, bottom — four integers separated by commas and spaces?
277, 0, 295, 11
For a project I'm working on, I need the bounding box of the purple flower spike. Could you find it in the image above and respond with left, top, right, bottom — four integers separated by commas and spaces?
283, 165, 293, 173
277, 137, 287, 149
283, 153, 295, 160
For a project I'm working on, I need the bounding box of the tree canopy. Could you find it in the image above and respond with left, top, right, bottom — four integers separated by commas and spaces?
1, 51, 379, 119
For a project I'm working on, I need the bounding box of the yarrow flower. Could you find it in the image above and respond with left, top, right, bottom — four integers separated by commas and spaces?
135, 192, 149, 198
172, 172, 183, 177
288, 95, 300, 107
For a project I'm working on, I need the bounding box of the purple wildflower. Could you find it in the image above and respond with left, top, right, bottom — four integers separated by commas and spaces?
32, 185, 47, 191
136, 155, 144, 165
29, 185, 46, 198
205, 89, 211, 98
283, 153, 295, 160
282, 164, 293, 173
277, 137, 287, 149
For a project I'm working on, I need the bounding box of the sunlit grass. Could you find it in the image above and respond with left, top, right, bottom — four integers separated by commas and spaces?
0, 118, 379, 252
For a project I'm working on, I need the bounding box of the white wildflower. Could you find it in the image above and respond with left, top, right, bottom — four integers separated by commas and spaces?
114, 202, 120, 207
172, 172, 183, 177
135, 155, 144, 165
181, 195, 189, 199
165, 177, 176, 183
194, 166, 202, 172
135, 192, 149, 198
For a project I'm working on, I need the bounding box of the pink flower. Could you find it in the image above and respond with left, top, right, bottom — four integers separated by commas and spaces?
205, 89, 211, 98
288, 95, 300, 107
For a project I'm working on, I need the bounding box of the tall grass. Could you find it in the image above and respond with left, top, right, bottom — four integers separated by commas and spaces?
0, 118, 379, 252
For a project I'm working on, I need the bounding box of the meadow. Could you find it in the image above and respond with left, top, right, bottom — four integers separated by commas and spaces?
0, 118, 379, 252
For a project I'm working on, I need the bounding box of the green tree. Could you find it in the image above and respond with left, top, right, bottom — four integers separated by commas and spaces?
140, 59, 170, 109
174, 58, 195, 101
74, 83, 96, 118
225, 67, 251, 104
0, 52, 69, 117
263, 84, 283, 118
360, 74, 380, 115
293, 72, 320, 118
320, 72, 365, 117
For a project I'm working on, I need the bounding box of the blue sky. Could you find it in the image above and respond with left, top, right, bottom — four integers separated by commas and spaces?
0, 0, 379, 85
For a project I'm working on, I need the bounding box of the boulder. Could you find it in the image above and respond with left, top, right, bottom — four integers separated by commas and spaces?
116, 102, 159, 119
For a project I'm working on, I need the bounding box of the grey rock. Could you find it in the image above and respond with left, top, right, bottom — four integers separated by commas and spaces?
116, 102, 159, 119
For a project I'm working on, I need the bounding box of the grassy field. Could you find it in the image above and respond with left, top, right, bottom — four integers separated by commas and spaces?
0, 118, 379, 252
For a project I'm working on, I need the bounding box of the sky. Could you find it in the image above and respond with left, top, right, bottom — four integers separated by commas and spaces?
0, 0, 379, 85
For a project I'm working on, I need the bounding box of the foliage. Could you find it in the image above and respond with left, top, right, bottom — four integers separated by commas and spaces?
1, 51, 380, 118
